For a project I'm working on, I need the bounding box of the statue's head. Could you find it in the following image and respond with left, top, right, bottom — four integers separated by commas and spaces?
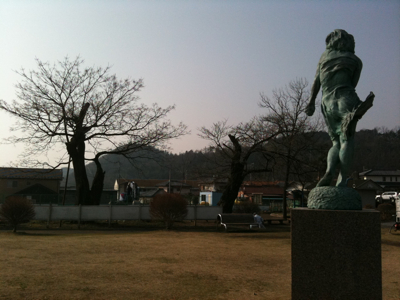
325, 29, 355, 53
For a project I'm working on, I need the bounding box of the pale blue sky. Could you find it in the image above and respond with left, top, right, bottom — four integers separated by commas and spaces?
0, 0, 399, 166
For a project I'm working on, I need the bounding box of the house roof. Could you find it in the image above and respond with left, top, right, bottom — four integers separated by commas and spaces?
116, 179, 199, 188
359, 169, 400, 176
240, 186, 286, 197
139, 188, 166, 198
376, 182, 400, 189
0, 168, 63, 180
156, 180, 193, 188
12, 183, 58, 195
353, 179, 382, 190
287, 181, 315, 191
242, 181, 284, 187
198, 178, 229, 184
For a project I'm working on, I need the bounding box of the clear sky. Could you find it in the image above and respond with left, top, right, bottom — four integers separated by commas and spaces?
0, 0, 399, 167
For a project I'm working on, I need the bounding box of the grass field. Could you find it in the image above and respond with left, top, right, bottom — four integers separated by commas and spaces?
0, 221, 399, 300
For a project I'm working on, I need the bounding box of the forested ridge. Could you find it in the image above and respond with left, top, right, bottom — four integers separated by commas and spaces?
63, 127, 400, 189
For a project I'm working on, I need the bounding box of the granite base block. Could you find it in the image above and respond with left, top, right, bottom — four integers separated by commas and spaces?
291, 208, 382, 300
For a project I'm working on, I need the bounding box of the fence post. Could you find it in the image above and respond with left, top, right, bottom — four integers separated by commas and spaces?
46, 202, 52, 229
139, 202, 142, 221
78, 204, 82, 229
194, 205, 197, 227
108, 203, 112, 227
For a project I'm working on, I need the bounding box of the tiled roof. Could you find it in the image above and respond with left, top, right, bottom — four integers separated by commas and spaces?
198, 178, 229, 184
242, 181, 283, 186
241, 186, 285, 196
139, 188, 166, 198
156, 180, 193, 188
12, 183, 58, 195
359, 169, 400, 176
0, 168, 63, 180
116, 179, 199, 188
353, 180, 382, 190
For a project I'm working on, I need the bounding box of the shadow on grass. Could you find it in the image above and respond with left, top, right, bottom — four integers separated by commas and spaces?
0, 231, 60, 236
382, 239, 400, 248
221, 227, 291, 239
0, 220, 291, 236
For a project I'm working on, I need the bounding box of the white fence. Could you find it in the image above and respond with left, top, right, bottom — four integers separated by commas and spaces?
33, 204, 222, 223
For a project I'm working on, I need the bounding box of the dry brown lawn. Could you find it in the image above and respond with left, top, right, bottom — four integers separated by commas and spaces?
0, 222, 398, 300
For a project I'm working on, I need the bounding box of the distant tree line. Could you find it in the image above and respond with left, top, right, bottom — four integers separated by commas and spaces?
66, 127, 399, 188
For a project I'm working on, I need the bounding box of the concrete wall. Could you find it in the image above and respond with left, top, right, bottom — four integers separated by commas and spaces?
30, 204, 222, 222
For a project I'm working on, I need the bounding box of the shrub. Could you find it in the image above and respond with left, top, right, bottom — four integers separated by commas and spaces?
184, 193, 199, 205
376, 203, 395, 222
150, 194, 188, 229
233, 201, 261, 214
0, 196, 36, 232
200, 201, 209, 206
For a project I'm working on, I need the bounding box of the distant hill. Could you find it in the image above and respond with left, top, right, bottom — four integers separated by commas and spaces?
61, 128, 400, 189
62, 147, 201, 189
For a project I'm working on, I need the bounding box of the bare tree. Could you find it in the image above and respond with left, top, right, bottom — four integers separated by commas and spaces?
0, 196, 36, 233
199, 118, 280, 213
0, 57, 188, 205
259, 78, 324, 218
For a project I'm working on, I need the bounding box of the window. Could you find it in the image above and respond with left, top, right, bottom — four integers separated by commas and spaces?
253, 194, 263, 205
7, 181, 18, 188
201, 195, 206, 202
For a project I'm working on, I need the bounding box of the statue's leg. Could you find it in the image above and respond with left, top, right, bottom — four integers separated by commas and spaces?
317, 138, 340, 187
336, 135, 355, 187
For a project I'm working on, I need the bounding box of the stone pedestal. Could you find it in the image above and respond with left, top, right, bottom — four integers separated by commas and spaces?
291, 208, 382, 300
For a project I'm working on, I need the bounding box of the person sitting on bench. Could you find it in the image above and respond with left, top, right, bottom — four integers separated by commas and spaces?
253, 213, 266, 229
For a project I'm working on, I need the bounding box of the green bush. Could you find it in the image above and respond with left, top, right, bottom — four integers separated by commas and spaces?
0, 196, 36, 232
150, 194, 188, 229
233, 201, 261, 214
376, 203, 395, 222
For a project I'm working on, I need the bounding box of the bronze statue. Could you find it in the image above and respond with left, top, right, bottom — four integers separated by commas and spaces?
306, 29, 374, 187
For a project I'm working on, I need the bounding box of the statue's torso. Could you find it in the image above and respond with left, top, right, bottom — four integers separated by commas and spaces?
319, 50, 362, 95
318, 50, 363, 137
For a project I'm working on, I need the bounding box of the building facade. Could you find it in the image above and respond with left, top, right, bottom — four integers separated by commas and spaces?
0, 168, 63, 204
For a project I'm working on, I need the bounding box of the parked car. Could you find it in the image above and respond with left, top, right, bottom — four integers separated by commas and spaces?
376, 191, 398, 205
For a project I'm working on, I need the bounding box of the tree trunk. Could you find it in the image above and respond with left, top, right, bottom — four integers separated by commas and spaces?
282, 155, 290, 220
218, 134, 246, 213
90, 157, 105, 205
65, 103, 91, 205
67, 141, 91, 205
220, 166, 245, 213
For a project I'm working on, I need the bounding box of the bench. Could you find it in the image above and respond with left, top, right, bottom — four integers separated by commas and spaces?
216, 214, 260, 231
266, 219, 284, 225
